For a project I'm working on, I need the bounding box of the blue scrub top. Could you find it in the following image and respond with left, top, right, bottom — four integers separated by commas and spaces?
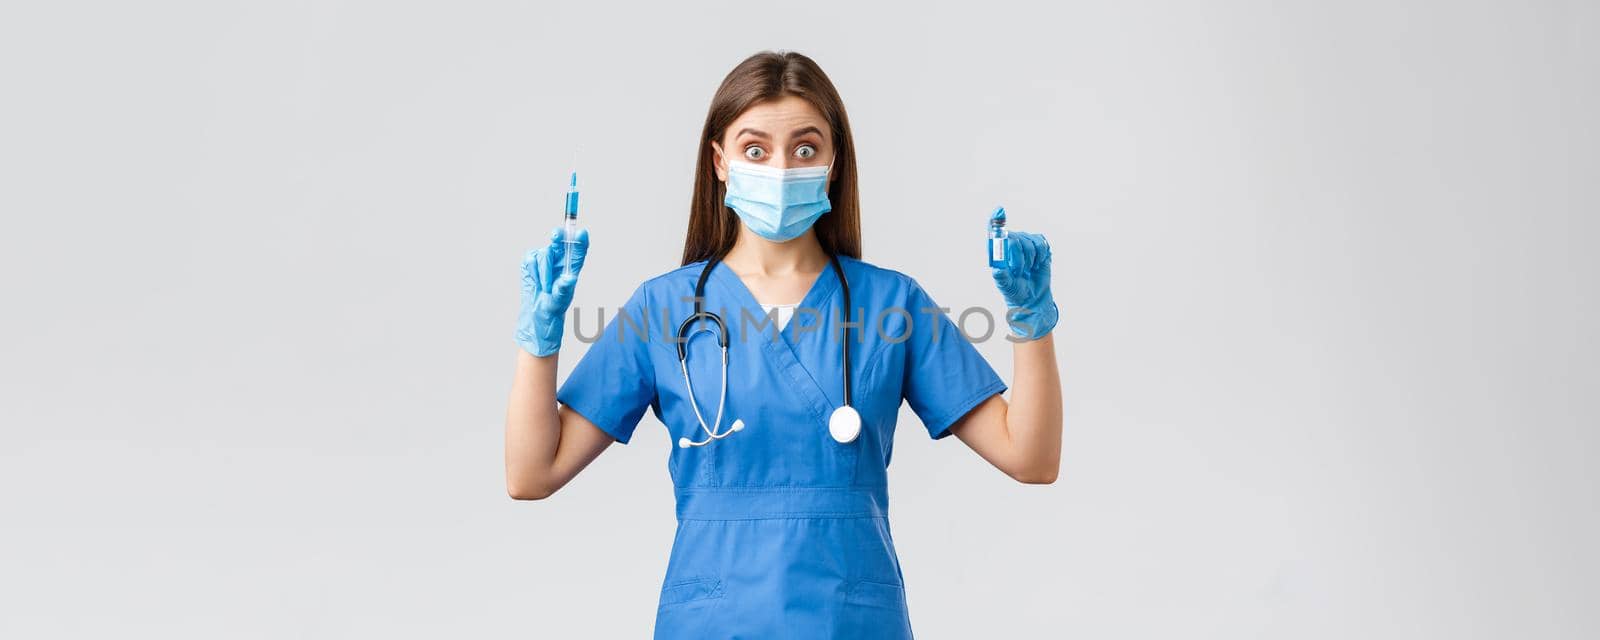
557, 256, 1007, 639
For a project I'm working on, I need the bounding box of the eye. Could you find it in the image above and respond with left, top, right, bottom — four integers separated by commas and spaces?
794, 144, 816, 160
743, 146, 766, 160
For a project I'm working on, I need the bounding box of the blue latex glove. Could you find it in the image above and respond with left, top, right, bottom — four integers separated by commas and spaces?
516, 226, 590, 357
992, 229, 1058, 341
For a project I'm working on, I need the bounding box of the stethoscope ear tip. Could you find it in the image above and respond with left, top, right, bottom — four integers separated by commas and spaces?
730, 419, 745, 432
678, 437, 692, 449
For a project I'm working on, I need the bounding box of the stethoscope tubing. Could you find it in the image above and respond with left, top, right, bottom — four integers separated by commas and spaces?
675, 254, 853, 445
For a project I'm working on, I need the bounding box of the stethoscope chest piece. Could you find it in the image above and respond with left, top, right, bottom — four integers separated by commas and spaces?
829, 405, 861, 444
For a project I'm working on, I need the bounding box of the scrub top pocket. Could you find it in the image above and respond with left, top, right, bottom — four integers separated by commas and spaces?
658, 576, 724, 607
844, 578, 907, 609
838, 579, 915, 639
653, 577, 726, 640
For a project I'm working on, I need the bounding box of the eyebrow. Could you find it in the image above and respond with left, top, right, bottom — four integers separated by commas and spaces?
734, 126, 825, 140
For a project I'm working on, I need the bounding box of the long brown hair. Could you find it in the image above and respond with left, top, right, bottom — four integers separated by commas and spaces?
681, 51, 862, 265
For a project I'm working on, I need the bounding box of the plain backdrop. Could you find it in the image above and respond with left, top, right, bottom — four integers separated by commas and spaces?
2, 1, 1596, 638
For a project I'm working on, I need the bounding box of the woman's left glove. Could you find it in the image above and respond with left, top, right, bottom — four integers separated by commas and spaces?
515, 226, 590, 357
992, 230, 1058, 341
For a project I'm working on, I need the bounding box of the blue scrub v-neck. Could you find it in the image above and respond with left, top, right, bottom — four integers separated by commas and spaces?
707, 258, 841, 351
708, 258, 844, 432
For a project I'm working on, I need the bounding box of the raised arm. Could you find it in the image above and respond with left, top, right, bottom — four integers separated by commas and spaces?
503, 226, 611, 500
505, 348, 615, 500
949, 224, 1064, 484
948, 334, 1063, 484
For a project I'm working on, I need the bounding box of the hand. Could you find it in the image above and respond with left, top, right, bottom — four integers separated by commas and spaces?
992, 230, 1058, 341
516, 226, 590, 357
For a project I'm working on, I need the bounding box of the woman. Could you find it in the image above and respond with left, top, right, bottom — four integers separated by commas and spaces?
505, 51, 1063, 639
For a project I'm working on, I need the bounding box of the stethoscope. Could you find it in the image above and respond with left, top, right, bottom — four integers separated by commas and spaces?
675, 253, 860, 448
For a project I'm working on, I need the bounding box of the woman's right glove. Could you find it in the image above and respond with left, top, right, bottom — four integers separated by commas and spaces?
515, 226, 590, 357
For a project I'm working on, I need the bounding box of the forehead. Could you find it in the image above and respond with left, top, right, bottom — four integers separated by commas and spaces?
726, 95, 829, 139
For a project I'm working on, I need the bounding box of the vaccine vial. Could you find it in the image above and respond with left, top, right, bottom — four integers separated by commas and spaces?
987, 206, 1008, 268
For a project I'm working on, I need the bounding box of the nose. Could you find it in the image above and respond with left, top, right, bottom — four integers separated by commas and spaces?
770, 154, 823, 170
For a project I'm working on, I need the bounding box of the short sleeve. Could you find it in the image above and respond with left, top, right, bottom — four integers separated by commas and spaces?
902, 279, 1009, 439
555, 286, 657, 444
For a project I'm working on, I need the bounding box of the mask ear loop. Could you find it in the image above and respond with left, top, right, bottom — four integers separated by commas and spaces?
711, 141, 731, 182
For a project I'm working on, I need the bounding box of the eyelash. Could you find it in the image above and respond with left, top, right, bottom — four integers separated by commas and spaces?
743, 143, 820, 157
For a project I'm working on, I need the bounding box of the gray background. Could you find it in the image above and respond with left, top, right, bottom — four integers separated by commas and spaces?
2, 1, 1595, 637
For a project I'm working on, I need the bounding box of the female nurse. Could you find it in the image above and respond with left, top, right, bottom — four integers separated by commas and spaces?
505, 51, 1063, 639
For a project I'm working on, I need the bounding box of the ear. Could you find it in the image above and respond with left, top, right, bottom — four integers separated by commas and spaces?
710, 141, 729, 182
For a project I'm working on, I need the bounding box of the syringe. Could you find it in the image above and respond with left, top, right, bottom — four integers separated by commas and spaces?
563, 171, 579, 277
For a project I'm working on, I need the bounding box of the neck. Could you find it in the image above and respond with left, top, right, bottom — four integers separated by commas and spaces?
722, 227, 828, 276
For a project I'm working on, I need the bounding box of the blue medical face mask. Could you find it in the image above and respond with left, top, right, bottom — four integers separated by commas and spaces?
722, 159, 833, 242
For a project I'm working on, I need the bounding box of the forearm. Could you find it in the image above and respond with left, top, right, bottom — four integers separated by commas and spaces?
505, 349, 561, 498
954, 223, 1062, 482
1004, 333, 1063, 482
